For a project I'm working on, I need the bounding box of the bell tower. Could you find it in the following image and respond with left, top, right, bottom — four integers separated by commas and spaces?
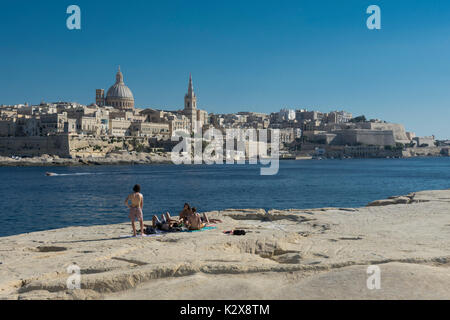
96, 89, 105, 107
184, 73, 197, 111
184, 73, 197, 130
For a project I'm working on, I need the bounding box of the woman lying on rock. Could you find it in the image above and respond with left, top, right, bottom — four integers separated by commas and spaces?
193, 207, 223, 225
151, 212, 182, 232
149, 206, 224, 233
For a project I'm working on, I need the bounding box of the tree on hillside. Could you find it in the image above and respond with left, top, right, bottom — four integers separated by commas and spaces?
349, 115, 367, 123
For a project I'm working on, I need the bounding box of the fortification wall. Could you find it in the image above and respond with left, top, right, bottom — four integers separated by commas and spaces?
0, 135, 152, 158
0, 135, 70, 157
358, 123, 410, 142
403, 146, 443, 157
332, 130, 396, 146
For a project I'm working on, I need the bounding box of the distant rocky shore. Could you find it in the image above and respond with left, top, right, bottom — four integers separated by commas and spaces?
0, 189, 449, 300
1, 150, 447, 167
0, 152, 173, 167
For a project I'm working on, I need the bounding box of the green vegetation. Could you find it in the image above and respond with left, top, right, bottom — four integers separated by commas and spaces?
385, 143, 405, 151
349, 115, 367, 123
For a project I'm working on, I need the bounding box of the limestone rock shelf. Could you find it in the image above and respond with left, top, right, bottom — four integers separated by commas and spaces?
0, 189, 449, 300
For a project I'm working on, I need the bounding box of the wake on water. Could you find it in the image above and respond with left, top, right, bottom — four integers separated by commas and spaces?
46, 172, 100, 177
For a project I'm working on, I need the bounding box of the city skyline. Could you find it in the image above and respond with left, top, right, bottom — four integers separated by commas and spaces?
1, 1, 450, 138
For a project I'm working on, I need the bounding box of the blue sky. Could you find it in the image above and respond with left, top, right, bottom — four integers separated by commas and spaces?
1, 0, 450, 138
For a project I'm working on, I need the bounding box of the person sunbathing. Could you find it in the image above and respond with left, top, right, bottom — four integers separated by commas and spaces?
152, 212, 181, 231
186, 210, 205, 231
179, 203, 193, 223
192, 207, 223, 224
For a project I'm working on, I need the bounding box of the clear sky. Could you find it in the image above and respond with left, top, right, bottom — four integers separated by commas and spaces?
1, 0, 450, 138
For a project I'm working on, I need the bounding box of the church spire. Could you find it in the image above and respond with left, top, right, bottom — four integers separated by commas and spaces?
116, 66, 124, 84
184, 73, 197, 111
187, 73, 194, 97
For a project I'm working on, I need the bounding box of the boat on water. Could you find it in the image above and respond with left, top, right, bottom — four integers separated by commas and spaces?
45, 172, 57, 176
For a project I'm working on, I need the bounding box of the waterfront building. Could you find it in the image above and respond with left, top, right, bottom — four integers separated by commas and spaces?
0, 119, 16, 137
78, 116, 100, 136
109, 119, 132, 137
130, 122, 170, 138
167, 114, 191, 136
64, 118, 77, 135
413, 136, 436, 147
39, 113, 68, 136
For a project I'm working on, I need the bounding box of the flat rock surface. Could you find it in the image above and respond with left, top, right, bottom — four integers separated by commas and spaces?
0, 189, 449, 300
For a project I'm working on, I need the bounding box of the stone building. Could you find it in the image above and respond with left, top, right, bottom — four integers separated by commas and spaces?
196, 109, 208, 127
298, 110, 325, 122
413, 136, 436, 147
130, 122, 170, 138
279, 128, 296, 144
78, 116, 99, 136
0, 119, 16, 137
39, 113, 68, 136
109, 119, 131, 137
277, 109, 296, 122
167, 114, 190, 136
19, 117, 39, 137
140, 109, 168, 123
64, 118, 77, 135
327, 111, 353, 124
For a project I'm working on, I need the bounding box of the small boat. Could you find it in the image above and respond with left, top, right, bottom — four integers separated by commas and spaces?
45, 172, 57, 176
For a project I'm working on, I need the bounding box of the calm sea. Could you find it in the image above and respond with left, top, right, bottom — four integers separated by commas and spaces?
0, 158, 449, 237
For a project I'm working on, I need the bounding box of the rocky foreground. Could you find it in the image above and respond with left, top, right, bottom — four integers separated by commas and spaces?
0, 189, 449, 300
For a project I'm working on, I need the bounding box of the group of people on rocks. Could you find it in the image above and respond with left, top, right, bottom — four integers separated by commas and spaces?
124, 184, 221, 237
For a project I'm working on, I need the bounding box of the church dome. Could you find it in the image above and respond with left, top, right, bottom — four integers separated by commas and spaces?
106, 67, 134, 99
107, 83, 134, 99
105, 67, 134, 109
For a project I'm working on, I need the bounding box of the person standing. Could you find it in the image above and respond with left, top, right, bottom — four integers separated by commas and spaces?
125, 184, 144, 237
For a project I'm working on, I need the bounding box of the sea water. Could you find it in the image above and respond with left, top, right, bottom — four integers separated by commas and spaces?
0, 158, 449, 237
